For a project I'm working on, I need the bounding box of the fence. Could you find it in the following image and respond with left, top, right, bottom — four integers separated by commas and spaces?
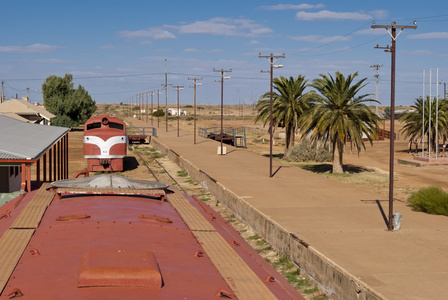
198, 127, 246, 148
127, 127, 157, 138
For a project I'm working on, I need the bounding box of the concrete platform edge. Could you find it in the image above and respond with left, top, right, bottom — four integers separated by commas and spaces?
151, 137, 387, 300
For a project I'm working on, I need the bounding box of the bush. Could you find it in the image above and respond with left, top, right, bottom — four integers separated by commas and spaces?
408, 187, 448, 216
152, 109, 165, 117
284, 139, 332, 162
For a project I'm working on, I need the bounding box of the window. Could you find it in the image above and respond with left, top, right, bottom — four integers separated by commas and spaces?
86, 122, 102, 130
109, 122, 124, 130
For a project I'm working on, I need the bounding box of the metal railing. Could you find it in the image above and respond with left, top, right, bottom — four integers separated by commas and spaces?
127, 127, 157, 137
198, 127, 246, 148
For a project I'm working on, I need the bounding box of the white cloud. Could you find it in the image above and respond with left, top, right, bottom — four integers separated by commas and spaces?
34, 58, 78, 64
370, 10, 388, 19
355, 28, 388, 36
0, 44, 62, 53
184, 48, 202, 53
248, 40, 259, 45
101, 44, 114, 49
118, 27, 176, 40
403, 50, 435, 56
290, 35, 352, 43
407, 32, 448, 39
178, 18, 273, 37
296, 10, 372, 21
260, 3, 325, 10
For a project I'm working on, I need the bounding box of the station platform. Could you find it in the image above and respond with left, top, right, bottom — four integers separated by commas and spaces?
128, 118, 448, 300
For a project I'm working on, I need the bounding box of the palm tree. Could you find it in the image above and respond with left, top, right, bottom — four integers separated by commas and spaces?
400, 96, 448, 153
300, 72, 381, 173
255, 75, 312, 157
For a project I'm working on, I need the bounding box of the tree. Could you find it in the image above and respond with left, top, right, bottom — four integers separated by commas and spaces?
42, 74, 96, 127
383, 106, 391, 119
152, 109, 165, 117
255, 75, 313, 157
400, 96, 448, 152
300, 72, 381, 173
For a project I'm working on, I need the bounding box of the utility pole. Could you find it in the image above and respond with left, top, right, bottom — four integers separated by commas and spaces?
1, 81, 4, 103
150, 91, 154, 126
213, 68, 232, 156
162, 59, 172, 132
444, 82, 447, 100
172, 85, 184, 137
146, 92, 149, 123
259, 53, 285, 178
372, 20, 417, 231
156, 90, 162, 128
189, 77, 202, 144
370, 64, 382, 115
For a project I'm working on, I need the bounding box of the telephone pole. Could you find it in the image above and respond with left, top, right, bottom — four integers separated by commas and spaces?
259, 53, 285, 178
189, 77, 202, 144
162, 59, 172, 132
1, 81, 4, 103
372, 21, 417, 231
213, 68, 232, 156
156, 90, 162, 128
150, 91, 154, 126
172, 85, 184, 137
370, 64, 382, 115
145, 92, 149, 123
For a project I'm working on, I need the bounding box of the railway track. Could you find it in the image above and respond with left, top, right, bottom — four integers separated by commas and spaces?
130, 145, 188, 194
127, 144, 325, 299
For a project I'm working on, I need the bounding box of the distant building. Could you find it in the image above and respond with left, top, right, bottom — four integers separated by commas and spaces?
166, 108, 187, 116
395, 109, 416, 119
0, 98, 55, 125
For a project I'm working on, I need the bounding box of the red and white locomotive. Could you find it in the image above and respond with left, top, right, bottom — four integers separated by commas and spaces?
83, 114, 127, 172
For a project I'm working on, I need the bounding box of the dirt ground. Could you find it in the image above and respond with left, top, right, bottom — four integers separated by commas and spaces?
51, 104, 448, 300
94, 103, 448, 204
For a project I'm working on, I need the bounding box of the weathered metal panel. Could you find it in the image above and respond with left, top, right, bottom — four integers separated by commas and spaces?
0, 229, 35, 294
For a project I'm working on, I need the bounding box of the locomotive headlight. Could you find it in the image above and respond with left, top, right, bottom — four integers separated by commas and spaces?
102, 117, 109, 125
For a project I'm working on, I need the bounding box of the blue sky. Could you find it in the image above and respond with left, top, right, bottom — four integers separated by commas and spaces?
1, 1, 447, 107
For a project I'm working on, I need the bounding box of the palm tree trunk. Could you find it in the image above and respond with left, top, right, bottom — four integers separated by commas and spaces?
284, 124, 295, 157
333, 140, 344, 173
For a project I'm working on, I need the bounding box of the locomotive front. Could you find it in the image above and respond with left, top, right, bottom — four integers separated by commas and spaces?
83, 114, 127, 172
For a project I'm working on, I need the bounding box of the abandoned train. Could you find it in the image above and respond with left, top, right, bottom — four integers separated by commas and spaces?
83, 114, 127, 172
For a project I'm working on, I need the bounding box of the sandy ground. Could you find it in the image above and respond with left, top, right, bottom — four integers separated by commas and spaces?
92, 103, 448, 204
30, 103, 447, 205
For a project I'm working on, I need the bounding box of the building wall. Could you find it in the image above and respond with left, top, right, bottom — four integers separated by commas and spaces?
0, 166, 21, 193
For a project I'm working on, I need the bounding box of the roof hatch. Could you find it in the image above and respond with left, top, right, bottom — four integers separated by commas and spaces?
78, 250, 162, 288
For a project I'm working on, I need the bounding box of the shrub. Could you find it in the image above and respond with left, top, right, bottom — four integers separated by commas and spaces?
284, 139, 332, 162
152, 109, 165, 117
408, 187, 448, 216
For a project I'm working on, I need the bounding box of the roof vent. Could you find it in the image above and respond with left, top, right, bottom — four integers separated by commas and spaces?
78, 250, 162, 288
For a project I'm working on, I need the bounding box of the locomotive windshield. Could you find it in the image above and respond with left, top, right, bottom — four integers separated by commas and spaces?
86, 122, 101, 130
109, 122, 124, 130
86, 122, 124, 130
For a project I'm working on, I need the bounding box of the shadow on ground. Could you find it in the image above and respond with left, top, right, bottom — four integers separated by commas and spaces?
124, 156, 139, 171
300, 163, 372, 174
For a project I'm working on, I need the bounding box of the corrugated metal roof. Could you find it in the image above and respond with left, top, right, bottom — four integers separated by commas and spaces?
0, 115, 69, 160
